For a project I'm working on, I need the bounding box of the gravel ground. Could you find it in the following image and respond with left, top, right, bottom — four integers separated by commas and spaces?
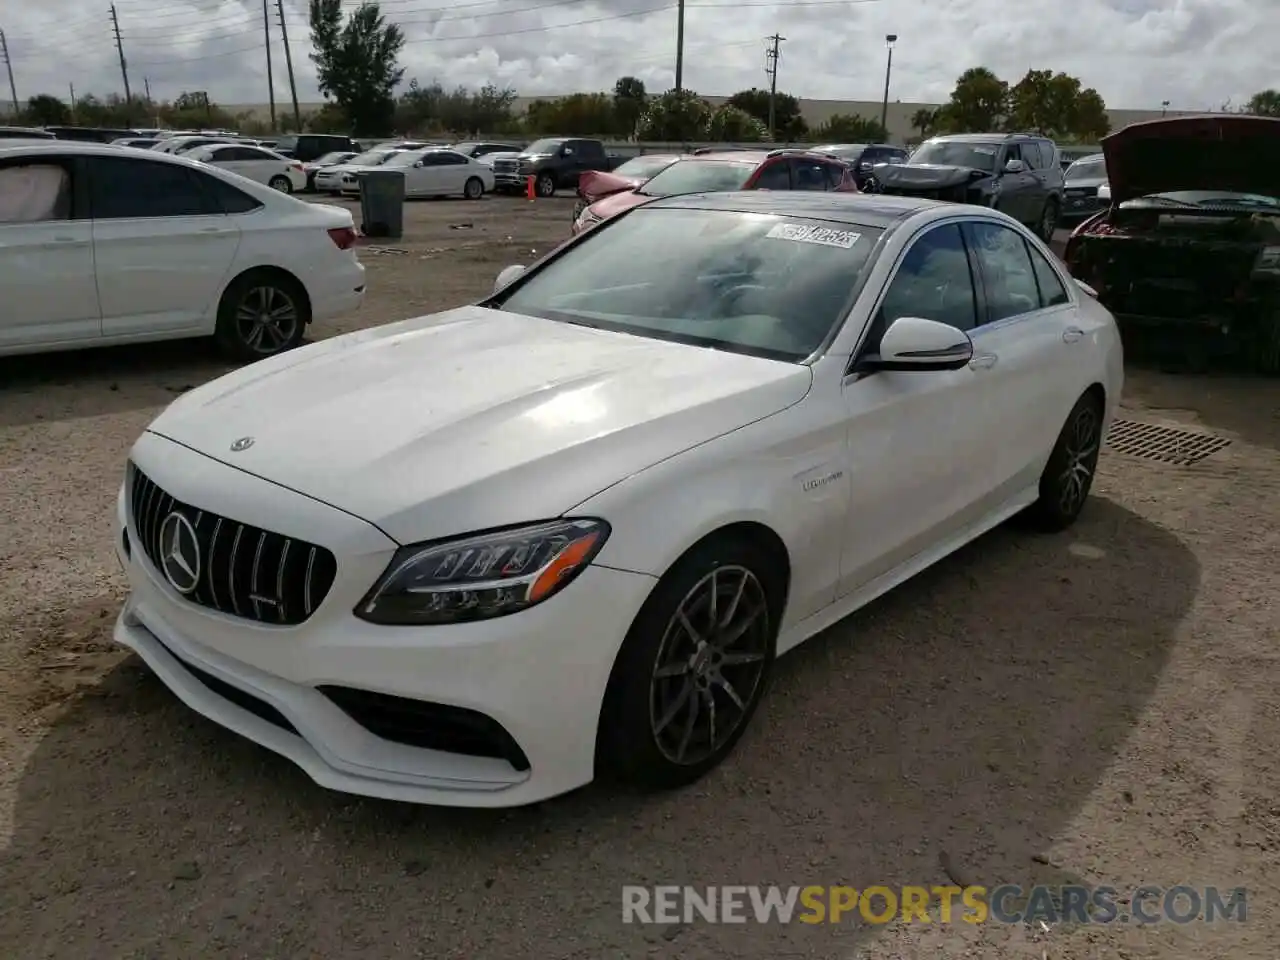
0, 198, 1277, 959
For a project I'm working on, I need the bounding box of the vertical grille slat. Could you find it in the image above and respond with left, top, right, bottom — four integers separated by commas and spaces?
126, 463, 337, 627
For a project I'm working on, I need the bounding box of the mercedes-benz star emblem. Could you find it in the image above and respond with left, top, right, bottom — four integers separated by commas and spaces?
159, 512, 202, 595
229, 436, 255, 452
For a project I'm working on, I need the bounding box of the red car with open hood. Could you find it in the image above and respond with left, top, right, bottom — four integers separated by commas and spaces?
1064, 115, 1280, 372
570, 150, 857, 235
572, 154, 681, 222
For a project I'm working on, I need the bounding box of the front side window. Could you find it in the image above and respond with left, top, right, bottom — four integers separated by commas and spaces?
752, 162, 791, 190
1026, 240, 1070, 307
87, 156, 219, 219
965, 221, 1041, 321
791, 160, 830, 191
492, 208, 881, 362
638, 159, 757, 197
878, 223, 978, 333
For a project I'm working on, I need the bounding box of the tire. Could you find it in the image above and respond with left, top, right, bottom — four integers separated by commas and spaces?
1038, 198, 1059, 241
596, 535, 782, 790
535, 173, 556, 197
463, 176, 484, 200
268, 175, 293, 194
213, 269, 309, 363
1026, 391, 1104, 531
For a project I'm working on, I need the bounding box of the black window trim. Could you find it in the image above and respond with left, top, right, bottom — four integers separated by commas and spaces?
960, 220, 1075, 327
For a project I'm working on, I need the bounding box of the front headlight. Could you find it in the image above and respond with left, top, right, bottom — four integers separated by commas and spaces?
355, 518, 610, 625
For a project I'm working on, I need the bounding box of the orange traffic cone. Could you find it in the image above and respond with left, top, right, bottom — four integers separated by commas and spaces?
526, 175, 536, 201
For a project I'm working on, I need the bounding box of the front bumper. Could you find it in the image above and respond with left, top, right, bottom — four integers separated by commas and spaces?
1061, 193, 1105, 220
111, 432, 655, 807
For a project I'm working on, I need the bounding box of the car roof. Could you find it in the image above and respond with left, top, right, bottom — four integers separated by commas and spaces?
677, 151, 772, 163
643, 190, 945, 228
928, 132, 1048, 143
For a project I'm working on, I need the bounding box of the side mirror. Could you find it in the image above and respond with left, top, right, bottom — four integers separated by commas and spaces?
858, 161, 874, 172
861, 316, 974, 372
414, 160, 425, 168
494, 264, 525, 294
1003, 158, 1025, 174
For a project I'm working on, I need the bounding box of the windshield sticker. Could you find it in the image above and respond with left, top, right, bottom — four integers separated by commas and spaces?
765, 223, 861, 248
972, 146, 997, 154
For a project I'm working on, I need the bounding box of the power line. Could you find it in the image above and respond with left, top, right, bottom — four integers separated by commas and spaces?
765, 32, 785, 139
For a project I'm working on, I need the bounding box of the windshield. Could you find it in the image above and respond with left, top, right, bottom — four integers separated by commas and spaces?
348, 150, 393, 166
1066, 158, 1105, 180
492, 208, 881, 362
638, 159, 757, 197
1121, 190, 1280, 210
273, 137, 298, 150
313, 151, 348, 165
524, 138, 565, 155
910, 141, 998, 172
612, 155, 678, 179
812, 144, 865, 161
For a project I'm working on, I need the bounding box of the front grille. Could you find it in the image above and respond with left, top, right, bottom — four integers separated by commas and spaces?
317, 685, 532, 771
493, 159, 517, 175
128, 463, 338, 626
1065, 186, 1099, 198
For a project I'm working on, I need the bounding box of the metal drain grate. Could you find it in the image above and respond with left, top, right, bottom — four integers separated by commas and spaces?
1105, 419, 1232, 465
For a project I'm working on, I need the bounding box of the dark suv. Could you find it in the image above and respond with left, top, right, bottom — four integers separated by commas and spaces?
272, 134, 361, 162
871, 133, 1064, 240
811, 142, 909, 190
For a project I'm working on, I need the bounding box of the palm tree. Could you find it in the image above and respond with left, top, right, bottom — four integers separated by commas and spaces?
910, 107, 937, 138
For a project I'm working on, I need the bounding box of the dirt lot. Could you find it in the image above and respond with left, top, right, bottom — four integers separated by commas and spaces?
1, 196, 1278, 959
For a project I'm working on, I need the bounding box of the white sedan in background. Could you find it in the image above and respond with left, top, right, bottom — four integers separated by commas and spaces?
109, 190, 1121, 808
339, 148, 495, 199
0, 140, 365, 361
313, 147, 406, 194
188, 143, 308, 193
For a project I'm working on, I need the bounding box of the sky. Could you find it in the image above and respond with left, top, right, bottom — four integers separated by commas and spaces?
1, 0, 1276, 112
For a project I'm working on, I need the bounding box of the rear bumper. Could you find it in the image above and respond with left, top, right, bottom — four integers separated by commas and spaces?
308, 259, 366, 320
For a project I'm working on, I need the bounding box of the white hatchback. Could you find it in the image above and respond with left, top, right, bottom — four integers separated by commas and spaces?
0, 141, 366, 360
187, 143, 308, 194
111, 192, 1122, 807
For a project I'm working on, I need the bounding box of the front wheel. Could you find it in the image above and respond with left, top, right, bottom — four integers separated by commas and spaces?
1027, 391, 1104, 531
213, 270, 308, 363
268, 175, 293, 194
597, 536, 780, 790
463, 176, 484, 200
1038, 198, 1059, 241
536, 173, 556, 197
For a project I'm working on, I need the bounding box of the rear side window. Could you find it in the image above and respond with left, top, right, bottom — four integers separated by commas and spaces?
87, 156, 222, 218
0, 160, 74, 223
199, 172, 264, 214
791, 159, 830, 191
753, 161, 790, 190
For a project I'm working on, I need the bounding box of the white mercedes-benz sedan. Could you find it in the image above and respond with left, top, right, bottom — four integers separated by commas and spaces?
112, 192, 1123, 808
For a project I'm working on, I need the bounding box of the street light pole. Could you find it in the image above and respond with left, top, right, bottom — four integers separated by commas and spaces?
880, 34, 897, 141
1161, 99, 1170, 117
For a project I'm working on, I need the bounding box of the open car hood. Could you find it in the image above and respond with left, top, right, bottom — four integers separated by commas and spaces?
1102, 115, 1280, 204
577, 169, 641, 203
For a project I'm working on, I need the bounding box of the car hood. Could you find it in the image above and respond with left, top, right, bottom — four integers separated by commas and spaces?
578, 169, 643, 203
146, 306, 812, 544
589, 189, 651, 219
1101, 115, 1280, 204
871, 163, 988, 189
1065, 176, 1107, 189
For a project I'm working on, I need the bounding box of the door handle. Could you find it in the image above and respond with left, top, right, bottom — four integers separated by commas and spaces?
1062, 326, 1084, 343
51, 236, 89, 246
969, 353, 999, 370
199, 226, 230, 234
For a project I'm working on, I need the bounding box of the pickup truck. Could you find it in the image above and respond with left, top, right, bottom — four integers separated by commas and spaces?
491, 137, 625, 196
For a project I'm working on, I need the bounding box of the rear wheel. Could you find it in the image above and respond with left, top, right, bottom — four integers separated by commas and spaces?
463, 176, 484, 200
1027, 391, 1104, 531
597, 535, 781, 790
268, 175, 293, 193
213, 270, 308, 363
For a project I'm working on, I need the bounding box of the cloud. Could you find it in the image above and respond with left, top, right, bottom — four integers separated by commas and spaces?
2, 0, 1276, 111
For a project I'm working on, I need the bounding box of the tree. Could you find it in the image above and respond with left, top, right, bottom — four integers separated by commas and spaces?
21, 93, 69, 126
707, 105, 766, 141
1071, 88, 1110, 141
726, 87, 807, 139
1006, 69, 1108, 141
636, 89, 713, 141
936, 67, 1009, 134
1247, 89, 1280, 118
910, 107, 938, 139
812, 113, 886, 142
613, 76, 647, 140
522, 93, 617, 136
308, 0, 405, 136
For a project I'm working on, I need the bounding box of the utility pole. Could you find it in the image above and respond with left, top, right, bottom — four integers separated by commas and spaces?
110, 5, 132, 104
673, 0, 685, 94
765, 34, 785, 141
879, 34, 897, 140
0, 30, 18, 118
143, 76, 151, 101
276, 0, 301, 130
69, 82, 76, 122
262, 0, 276, 129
